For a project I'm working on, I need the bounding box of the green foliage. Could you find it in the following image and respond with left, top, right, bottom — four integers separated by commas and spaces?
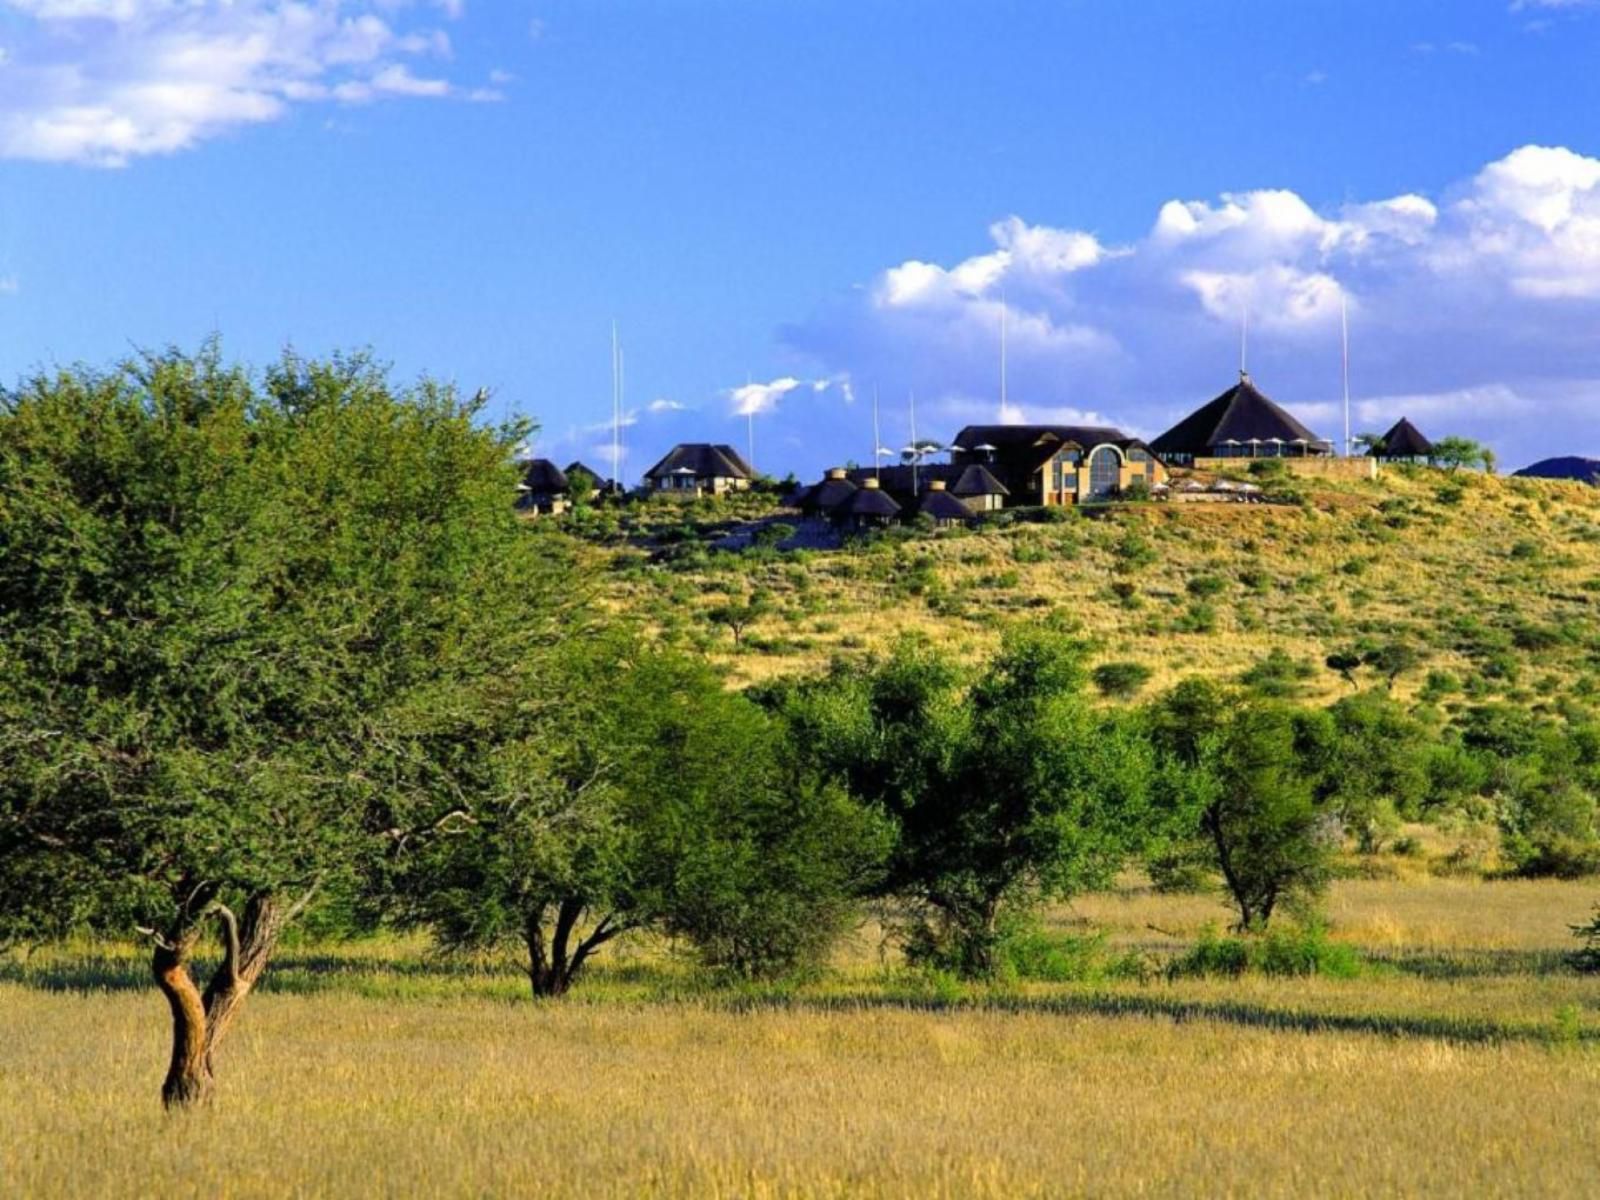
1092, 661, 1155, 701
1362, 640, 1423, 687
1150, 687, 1335, 930
1431, 435, 1490, 472
1571, 905, 1600, 973
1240, 649, 1315, 699
706, 589, 773, 646
0, 344, 563, 953
1300, 692, 1433, 851
777, 631, 1155, 976
1170, 922, 1361, 979
399, 644, 889, 990
1112, 530, 1157, 573
1247, 458, 1289, 482
997, 927, 1146, 983
1175, 600, 1218, 634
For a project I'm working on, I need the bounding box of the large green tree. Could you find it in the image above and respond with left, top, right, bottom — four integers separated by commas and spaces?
1150, 687, 1333, 930
0, 346, 572, 1107
778, 631, 1154, 976
393, 641, 887, 993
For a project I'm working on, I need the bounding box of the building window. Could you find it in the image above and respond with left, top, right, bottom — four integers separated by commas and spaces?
1088, 446, 1120, 496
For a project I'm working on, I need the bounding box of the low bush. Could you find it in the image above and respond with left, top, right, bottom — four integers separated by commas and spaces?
997, 929, 1147, 983
1170, 923, 1361, 979
1092, 661, 1155, 700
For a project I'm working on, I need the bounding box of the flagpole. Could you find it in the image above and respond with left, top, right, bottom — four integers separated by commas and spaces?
1000, 288, 1008, 421
611, 321, 620, 488
1341, 293, 1352, 458
1240, 303, 1249, 377
909, 389, 918, 495
872, 385, 881, 482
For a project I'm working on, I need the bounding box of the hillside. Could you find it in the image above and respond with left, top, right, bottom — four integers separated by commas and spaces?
564, 466, 1600, 706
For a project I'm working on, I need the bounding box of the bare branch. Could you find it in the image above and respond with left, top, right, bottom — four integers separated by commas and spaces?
282, 873, 326, 924
134, 924, 176, 952
213, 905, 241, 991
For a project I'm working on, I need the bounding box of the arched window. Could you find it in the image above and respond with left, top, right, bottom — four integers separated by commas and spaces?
1088, 445, 1121, 497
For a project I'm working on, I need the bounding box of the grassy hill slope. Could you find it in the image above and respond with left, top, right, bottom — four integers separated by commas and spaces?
576, 467, 1600, 706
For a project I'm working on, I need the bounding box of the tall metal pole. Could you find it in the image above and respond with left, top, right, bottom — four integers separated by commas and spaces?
872, 385, 881, 481
610, 322, 620, 488
1000, 288, 1008, 421
1240, 302, 1249, 377
909, 389, 918, 495
1341, 292, 1352, 458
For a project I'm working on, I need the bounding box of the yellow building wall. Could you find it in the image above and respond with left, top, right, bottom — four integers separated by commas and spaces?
1190, 456, 1376, 481
1034, 449, 1169, 504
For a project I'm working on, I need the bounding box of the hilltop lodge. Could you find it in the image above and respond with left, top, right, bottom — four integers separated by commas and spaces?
520, 372, 1435, 521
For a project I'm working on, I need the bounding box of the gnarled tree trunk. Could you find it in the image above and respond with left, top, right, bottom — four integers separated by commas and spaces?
149, 889, 308, 1110
524, 898, 625, 997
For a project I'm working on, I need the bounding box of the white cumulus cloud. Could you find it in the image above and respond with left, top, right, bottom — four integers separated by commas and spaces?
0, 1, 465, 166
777, 145, 1600, 469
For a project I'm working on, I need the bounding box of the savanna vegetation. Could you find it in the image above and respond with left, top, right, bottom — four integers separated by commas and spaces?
4, 347, 1600, 1197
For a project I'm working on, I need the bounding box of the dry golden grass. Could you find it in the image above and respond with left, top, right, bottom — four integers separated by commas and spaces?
10, 474, 1600, 1197
4, 985, 1599, 1199
5, 873, 1600, 1198
610, 468, 1600, 698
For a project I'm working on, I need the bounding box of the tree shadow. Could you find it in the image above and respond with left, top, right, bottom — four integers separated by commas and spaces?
1366, 947, 1575, 980
0, 949, 522, 996
723, 989, 1600, 1048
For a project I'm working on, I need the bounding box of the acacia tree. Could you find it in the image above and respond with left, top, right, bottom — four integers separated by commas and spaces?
1149, 686, 1333, 930
1430, 435, 1488, 471
393, 641, 888, 993
780, 631, 1154, 976
385, 635, 635, 997
0, 345, 571, 1108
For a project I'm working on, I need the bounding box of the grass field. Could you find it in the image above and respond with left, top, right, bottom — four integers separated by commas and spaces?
601, 467, 1600, 700
5, 872, 1599, 1198
9, 467, 1600, 1197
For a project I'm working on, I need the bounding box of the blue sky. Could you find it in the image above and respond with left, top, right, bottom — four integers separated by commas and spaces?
2, 2, 1600, 478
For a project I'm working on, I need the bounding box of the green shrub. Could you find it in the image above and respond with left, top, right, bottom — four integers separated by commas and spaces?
1248, 458, 1289, 481
1175, 601, 1217, 634
1240, 648, 1314, 698
1092, 661, 1155, 700
1570, 906, 1600, 973
1170, 923, 1360, 979
999, 928, 1146, 983
1113, 530, 1157, 573
750, 522, 796, 549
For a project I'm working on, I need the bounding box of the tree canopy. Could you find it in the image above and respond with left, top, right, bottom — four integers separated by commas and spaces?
775, 631, 1155, 975
0, 345, 574, 1104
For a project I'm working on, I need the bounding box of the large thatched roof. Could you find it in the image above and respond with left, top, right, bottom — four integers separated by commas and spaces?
1150, 374, 1323, 457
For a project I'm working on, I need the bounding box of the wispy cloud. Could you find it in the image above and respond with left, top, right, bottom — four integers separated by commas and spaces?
726, 374, 851, 417
0, 1, 469, 166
